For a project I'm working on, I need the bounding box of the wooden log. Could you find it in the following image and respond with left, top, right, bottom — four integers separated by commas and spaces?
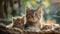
54, 31, 60, 34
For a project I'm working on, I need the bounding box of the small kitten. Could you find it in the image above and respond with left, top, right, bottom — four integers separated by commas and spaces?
41, 19, 56, 30
24, 6, 42, 31
6, 16, 25, 30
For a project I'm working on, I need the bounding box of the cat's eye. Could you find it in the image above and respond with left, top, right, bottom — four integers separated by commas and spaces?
35, 13, 38, 17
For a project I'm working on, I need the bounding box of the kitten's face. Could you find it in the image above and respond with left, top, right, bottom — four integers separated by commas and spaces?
12, 16, 24, 28
25, 6, 41, 22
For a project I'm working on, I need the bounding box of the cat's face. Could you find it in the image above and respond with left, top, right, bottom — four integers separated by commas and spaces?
12, 16, 25, 28
25, 6, 41, 22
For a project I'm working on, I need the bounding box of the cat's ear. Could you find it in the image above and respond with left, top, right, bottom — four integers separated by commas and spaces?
37, 6, 42, 13
25, 6, 30, 12
22, 16, 24, 19
12, 17, 17, 22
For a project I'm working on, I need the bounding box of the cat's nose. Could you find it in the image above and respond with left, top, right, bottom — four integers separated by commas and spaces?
33, 17, 35, 20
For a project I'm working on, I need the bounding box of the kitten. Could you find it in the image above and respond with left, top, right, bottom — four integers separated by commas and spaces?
41, 19, 56, 30
24, 6, 42, 31
6, 16, 25, 30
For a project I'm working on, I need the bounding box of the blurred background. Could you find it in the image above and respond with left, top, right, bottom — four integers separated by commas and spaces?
0, 0, 41, 24
0, 0, 60, 24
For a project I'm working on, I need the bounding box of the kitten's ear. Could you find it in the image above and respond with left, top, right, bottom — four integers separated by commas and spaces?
37, 6, 42, 12
12, 17, 17, 21
22, 16, 24, 19
25, 6, 30, 11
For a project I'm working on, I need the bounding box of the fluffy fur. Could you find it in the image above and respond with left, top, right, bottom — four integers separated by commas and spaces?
6, 16, 25, 30
24, 6, 42, 31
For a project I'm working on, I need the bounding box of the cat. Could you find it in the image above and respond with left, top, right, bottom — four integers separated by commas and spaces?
24, 6, 42, 31
41, 19, 57, 30
6, 16, 26, 30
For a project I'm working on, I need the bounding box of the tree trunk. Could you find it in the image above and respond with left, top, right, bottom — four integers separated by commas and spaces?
18, 0, 21, 8
17, 0, 21, 16
10, 0, 15, 16
4, 0, 8, 18
0, 0, 3, 18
